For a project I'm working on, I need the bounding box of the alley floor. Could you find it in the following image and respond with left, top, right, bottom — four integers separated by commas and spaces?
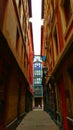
16, 109, 59, 130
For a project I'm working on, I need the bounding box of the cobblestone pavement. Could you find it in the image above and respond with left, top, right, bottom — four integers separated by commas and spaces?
16, 109, 59, 130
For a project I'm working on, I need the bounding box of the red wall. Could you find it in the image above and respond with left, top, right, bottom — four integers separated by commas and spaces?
59, 79, 68, 130
28, 24, 34, 85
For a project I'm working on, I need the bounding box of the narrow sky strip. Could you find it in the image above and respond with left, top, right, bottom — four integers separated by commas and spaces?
31, 0, 42, 55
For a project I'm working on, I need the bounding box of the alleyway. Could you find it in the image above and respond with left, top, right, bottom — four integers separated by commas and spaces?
16, 109, 59, 130
0, 0, 73, 130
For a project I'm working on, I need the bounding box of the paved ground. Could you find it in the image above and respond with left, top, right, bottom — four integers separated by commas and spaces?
16, 109, 59, 130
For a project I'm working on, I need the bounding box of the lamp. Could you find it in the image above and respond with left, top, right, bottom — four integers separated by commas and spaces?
43, 66, 48, 76
43, 66, 55, 81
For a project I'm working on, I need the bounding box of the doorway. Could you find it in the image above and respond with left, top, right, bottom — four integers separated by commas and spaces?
35, 98, 42, 108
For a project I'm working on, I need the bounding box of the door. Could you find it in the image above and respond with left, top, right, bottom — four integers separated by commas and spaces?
59, 79, 68, 130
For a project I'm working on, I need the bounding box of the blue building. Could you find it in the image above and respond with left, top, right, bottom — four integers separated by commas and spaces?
33, 55, 43, 108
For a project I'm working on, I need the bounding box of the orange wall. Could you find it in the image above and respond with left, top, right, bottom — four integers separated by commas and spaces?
2, 0, 28, 78
0, 0, 6, 29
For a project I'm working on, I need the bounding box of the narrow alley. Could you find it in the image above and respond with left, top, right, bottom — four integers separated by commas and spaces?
16, 109, 59, 130
0, 0, 73, 130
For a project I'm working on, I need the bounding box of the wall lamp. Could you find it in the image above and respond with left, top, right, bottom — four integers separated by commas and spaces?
43, 66, 55, 81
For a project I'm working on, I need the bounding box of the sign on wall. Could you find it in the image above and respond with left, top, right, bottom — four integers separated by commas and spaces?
34, 85, 43, 97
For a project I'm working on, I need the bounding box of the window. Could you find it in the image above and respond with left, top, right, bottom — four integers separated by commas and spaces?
20, 6, 23, 26
70, 0, 73, 13
19, 0, 22, 18
15, 0, 19, 7
21, 44, 24, 59
16, 28, 20, 51
37, 78, 42, 84
34, 63, 37, 67
54, 27, 58, 55
34, 70, 37, 76
34, 70, 42, 76
34, 78, 42, 84
63, 0, 72, 25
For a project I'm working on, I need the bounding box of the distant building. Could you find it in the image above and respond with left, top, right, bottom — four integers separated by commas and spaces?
33, 55, 43, 108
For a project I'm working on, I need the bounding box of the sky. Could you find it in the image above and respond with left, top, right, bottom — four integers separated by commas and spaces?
29, 0, 43, 55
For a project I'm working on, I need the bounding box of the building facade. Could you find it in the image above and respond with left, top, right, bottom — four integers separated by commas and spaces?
0, 0, 33, 129
41, 0, 73, 130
